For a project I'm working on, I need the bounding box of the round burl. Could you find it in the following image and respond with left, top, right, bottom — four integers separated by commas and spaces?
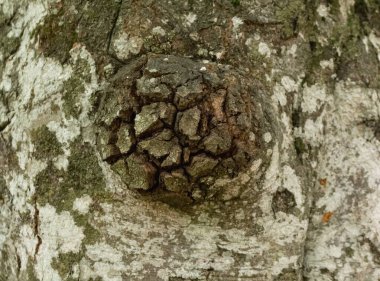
96, 54, 259, 202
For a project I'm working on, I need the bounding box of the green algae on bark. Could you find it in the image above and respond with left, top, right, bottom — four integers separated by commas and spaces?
34, 138, 107, 213
35, 0, 121, 64
31, 125, 63, 160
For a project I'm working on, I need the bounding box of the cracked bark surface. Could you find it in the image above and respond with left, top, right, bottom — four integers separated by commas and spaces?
0, 0, 380, 280
95, 54, 266, 205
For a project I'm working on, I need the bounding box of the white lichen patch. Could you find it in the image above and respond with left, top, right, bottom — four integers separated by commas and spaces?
6, 54, 71, 150
338, 0, 355, 23
320, 58, 334, 70
7, 171, 41, 212
250, 159, 262, 173
152, 26, 166, 36
273, 83, 287, 107
81, 243, 126, 281
15, 225, 37, 271
262, 144, 280, 195
302, 117, 324, 147
260, 213, 308, 246
232, 16, 243, 33
281, 76, 298, 93
282, 165, 304, 209
112, 32, 143, 61
86, 202, 192, 279
317, 4, 329, 18
301, 84, 327, 114
258, 42, 271, 58
18, 57, 69, 106
36, 204, 84, 281
1, 33, 73, 213
333, 82, 379, 125
0, 2, 67, 259
280, 112, 294, 156
304, 82, 380, 280
287, 44, 298, 57
184, 12, 197, 27
46, 120, 80, 145
210, 172, 250, 201
369, 32, 380, 62
0, 3, 103, 281
272, 255, 299, 276
73, 195, 93, 214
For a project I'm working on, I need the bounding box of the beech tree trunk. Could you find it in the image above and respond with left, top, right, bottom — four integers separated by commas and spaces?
1, 0, 380, 280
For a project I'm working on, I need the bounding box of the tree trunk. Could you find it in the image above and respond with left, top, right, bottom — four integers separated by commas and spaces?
1, 0, 380, 280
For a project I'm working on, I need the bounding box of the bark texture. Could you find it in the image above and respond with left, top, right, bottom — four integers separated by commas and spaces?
0, 0, 380, 280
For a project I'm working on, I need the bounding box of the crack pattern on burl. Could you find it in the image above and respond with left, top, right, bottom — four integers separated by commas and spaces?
95, 54, 260, 204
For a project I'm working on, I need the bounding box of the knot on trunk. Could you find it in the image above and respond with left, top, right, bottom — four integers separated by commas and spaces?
95, 54, 261, 204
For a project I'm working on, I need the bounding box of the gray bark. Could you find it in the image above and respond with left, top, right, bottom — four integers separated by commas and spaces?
0, 0, 380, 280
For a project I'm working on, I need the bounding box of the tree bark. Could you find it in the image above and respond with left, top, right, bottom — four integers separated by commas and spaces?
1, 0, 380, 280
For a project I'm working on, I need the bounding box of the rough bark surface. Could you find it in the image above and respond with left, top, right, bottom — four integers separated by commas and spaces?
0, 0, 379, 280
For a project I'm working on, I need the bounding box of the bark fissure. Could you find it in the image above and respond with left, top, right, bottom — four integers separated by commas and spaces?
106, 0, 123, 54
33, 201, 42, 259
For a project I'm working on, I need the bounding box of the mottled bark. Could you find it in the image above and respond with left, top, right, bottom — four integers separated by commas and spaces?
0, 0, 379, 280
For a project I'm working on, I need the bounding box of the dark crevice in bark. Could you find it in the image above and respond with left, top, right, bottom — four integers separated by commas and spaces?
243, 19, 282, 27
0, 119, 10, 132
33, 200, 42, 259
298, 0, 323, 277
107, 0, 123, 55
108, 52, 128, 65
16, 252, 21, 274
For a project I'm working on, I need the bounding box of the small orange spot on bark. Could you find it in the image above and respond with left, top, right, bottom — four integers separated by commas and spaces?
322, 211, 333, 223
319, 178, 327, 186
